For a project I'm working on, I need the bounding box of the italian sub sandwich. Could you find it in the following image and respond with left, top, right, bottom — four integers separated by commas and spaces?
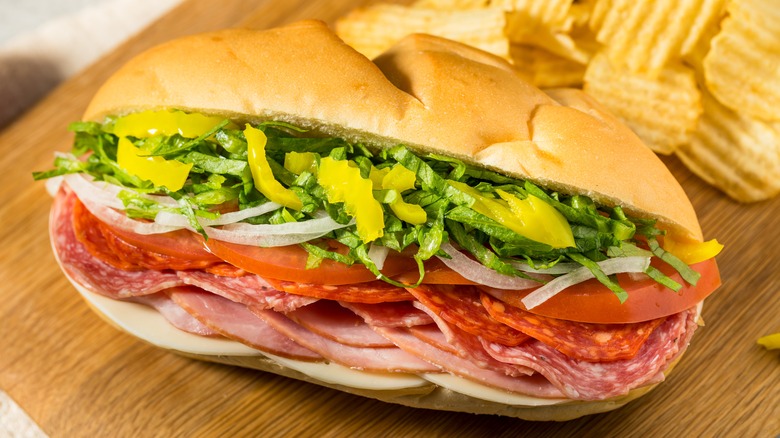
35, 20, 723, 420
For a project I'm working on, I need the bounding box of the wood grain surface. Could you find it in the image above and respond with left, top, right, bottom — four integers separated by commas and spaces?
1, 0, 778, 436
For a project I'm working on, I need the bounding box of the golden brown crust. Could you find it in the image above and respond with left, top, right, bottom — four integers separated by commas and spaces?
84, 19, 702, 241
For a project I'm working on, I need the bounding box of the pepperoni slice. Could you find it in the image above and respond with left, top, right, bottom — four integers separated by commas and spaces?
481, 293, 666, 362
264, 279, 414, 303
405, 284, 530, 347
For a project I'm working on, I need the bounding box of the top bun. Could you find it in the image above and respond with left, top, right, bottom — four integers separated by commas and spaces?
84, 20, 703, 242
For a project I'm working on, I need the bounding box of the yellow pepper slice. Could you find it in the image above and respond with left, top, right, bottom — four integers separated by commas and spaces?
372, 163, 425, 225
318, 157, 384, 242
116, 137, 193, 191
496, 189, 575, 249
245, 125, 303, 210
663, 236, 724, 264
113, 110, 227, 138
388, 196, 427, 225
758, 333, 780, 350
369, 166, 391, 189
284, 151, 318, 175
382, 164, 417, 192
448, 180, 574, 248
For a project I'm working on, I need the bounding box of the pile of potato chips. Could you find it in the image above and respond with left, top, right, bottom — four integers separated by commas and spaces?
335, 0, 780, 202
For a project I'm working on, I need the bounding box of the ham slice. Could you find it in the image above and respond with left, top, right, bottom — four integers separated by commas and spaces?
286, 300, 395, 347
129, 291, 218, 336
177, 270, 317, 312
373, 326, 564, 398
339, 301, 433, 327
252, 308, 440, 373
482, 307, 698, 400
51, 188, 183, 299
169, 287, 322, 361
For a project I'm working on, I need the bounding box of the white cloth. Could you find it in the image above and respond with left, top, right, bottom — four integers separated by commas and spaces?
0, 0, 181, 127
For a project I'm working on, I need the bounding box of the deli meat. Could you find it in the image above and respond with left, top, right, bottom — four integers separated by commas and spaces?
286, 300, 395, 347
481, 293, 665, 361
130, 291, 218, 336
252, 308, 440, 373
51, 188, 183, 299
411, 302, 534, 378
266, 279, 414, 303
482, 307, 699, 400
373, 326, 564, 398
177, 270, 317, 312
340, 301, 434, 327
169, 287, 322, 361
407, 284, 530, 346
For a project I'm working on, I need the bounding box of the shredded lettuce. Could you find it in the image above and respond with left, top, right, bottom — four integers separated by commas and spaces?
33, 115, 706, 302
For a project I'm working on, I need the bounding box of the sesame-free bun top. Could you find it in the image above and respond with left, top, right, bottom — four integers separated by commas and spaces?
84, 20, 703, 242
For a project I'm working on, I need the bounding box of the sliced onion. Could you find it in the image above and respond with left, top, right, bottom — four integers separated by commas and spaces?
437, 242, 542, 290
45, 175, 64, 197
521, 256, 651, 310
368, 243, 390, 270
202, 216, 353, 247
64, 173, 126, 210
510, 261, 581, 275
200, 202, 281, 226
62, 175, 351, 246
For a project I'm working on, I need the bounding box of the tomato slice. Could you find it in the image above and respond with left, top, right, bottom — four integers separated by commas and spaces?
203, 239, 417, 285
480, 258, 721, 324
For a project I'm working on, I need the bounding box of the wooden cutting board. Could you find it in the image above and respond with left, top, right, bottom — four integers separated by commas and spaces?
1, 0, 778, 436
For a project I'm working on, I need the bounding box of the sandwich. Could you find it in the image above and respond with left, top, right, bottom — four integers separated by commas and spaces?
35, 20, 723, 420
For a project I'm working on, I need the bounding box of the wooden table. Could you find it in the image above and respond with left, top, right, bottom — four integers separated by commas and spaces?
1, 0, 778, 436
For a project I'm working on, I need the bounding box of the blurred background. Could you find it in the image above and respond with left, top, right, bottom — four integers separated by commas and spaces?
0, 0, 182, 128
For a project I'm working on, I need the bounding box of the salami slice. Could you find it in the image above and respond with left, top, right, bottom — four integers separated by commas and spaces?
287, 300, 395, 347
265, 279, 413, 303
482, 308, 698, 400
177, 270, 317, 312
373, 326, 564, 398
406, 284, 530, 346
169, 287, 322, 361
481, 293, 665, 361
51, 189, 183, 299
252, 308, 440, 373
339, 301, 434, 327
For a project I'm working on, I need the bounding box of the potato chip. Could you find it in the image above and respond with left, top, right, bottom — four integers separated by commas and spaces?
335, 4, 509, 61
680, 0, 727, 56
596, 0, 717, 76
510, 44, 585, 88
494, 0, 573, 32
584, 53, 701, 154
587, 0, 611, 34
677, 91, 780, 202
703, 0, 780, 121
412, 0, 489, 9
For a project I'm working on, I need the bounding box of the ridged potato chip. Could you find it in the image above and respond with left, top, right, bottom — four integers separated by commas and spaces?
703, 0, 780, 121
413, 0, 489, 8
677, 91, 780, 202
584, 53, 702, 154
494, 0, 573, 32
335, 4, 509, 61
511, 44, 585, 88
596, 0, 724, 77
